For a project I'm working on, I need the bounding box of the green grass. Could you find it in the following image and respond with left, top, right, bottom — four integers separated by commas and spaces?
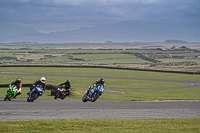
34, 55, 72, 63
171, 52, 200, 56
66, 58, 151, 64
73, 54, 137, 60
1, 49, 200, 66
34, 53, 150, 64
0, 59, 19, 63
0, 67, 200, 81
158, 58, 200, 63
32, 49, 67, 53
0, 53, 16, 58
102, 88, 200, 101
0, 67, 199, 101
0, 119, 199, 133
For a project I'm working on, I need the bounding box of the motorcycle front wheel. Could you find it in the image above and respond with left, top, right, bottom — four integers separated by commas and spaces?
61, 94, 66, 100
82, 95, 87, 102
4, 93, 10, 101
54, 92, 59, 99
27, 97, 30, 102
30, 93, 37, 102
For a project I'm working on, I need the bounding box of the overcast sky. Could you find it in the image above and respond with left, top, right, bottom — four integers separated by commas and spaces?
0, 0, 199, 33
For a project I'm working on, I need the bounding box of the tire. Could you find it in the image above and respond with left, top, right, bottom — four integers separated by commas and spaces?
30, 93, 37, 102
34, 93, 38, 100
54, 92, 59, 100
68, 91, 71, 96
30, 98, 34, 102
82, 95, 87, 102
4, 95, 8, 101
27, 97, 30, 102
4, 93, 11, 101
91, 92, 99, 102
61, 97, 65, 100
61, 94, 66, 100
4, 94, 9, 101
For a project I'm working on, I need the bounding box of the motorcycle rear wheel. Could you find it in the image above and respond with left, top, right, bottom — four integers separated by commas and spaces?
91, 92, 100, 102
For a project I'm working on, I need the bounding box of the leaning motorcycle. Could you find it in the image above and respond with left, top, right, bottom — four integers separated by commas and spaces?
27, 85, 43, 102
54, 85, 68, 100
4, 85, 17, 101
82, 84, 104, 102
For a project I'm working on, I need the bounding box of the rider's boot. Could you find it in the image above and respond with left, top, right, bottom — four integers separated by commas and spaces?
13, 95, 16, 99
13, 93, 20, 99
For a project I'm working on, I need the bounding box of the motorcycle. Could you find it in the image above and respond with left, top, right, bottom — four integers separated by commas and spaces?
27, 85, 43, 102
54, 85, 68, 100
4, 85, 17, 101
82, 84, 104, 102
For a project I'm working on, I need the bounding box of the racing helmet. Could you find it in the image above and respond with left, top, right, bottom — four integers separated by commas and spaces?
40, 77, 46, 83
100, 78, 105, 84
16, 78, 21, 84
66, 80, 70, 83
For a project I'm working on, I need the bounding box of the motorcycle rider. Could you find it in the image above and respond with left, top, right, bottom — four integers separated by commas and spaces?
27, 77, 46, 95
95, 78, 105, 88
59, 80, 71, 95
86, 78, 105, 99
9, 78, 22, 98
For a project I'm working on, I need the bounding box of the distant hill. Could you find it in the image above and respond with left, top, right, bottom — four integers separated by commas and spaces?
0, 20, 199, 43
0, 23, 38, 38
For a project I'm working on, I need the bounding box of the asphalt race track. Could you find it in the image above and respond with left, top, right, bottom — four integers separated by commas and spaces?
0, 72, 200, 121
0, 99, 200, 121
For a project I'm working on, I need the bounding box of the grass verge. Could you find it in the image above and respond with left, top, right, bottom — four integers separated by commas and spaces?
0, 118, 199, 133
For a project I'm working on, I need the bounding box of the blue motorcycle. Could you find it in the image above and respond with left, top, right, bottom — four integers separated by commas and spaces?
27, 85, 43, 102
82, 84, 104, 102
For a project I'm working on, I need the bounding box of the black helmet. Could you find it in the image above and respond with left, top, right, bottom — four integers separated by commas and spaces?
66, 80, 70, 83
100, 78, 105, 84
16, 78, 21, 84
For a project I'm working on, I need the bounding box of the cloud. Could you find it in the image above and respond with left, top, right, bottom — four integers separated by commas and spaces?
0, 0, 199, 33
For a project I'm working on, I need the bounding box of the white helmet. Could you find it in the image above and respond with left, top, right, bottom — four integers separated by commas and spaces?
40, 77, 46, 83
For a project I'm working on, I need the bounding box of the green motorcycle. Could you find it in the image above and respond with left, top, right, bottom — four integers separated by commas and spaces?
4, 85, 17, 101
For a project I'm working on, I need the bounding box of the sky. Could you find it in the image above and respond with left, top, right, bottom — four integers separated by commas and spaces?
0, 0, 200, 33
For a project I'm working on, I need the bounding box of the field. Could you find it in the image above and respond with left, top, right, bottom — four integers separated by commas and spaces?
0, 42, 200, 72
0, 67, 200, 132
0, 67, 200, 101
0, 42, 200, 132
0, 67, 200, 133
